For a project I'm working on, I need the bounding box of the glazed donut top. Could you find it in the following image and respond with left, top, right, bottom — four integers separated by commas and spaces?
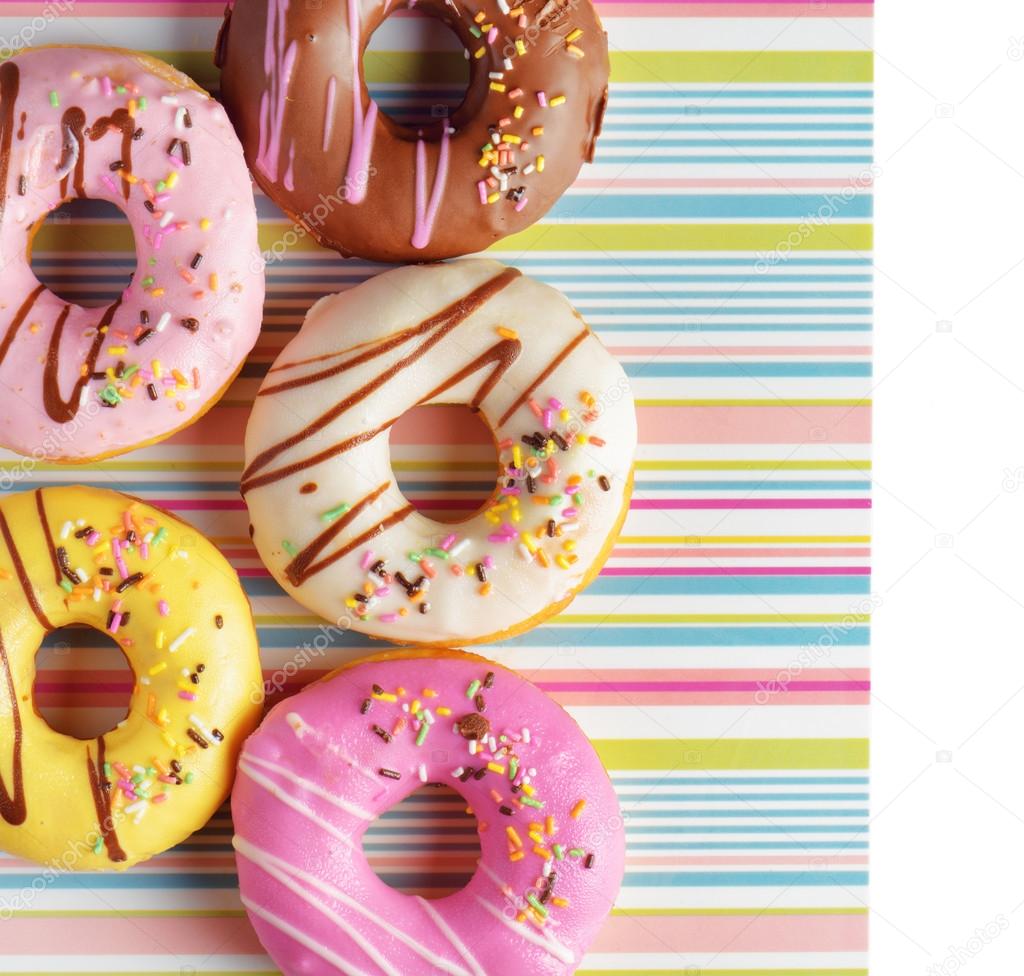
0, 46, 263, 461
242, 260, 636, 645
0, 486, 262, 870
232, 650, 625, 976
217, 0, 609, 262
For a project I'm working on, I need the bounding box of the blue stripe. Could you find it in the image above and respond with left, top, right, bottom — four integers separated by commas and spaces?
612, 776, 870, 785
598, 138, 874, 148
601, 123, 874, 132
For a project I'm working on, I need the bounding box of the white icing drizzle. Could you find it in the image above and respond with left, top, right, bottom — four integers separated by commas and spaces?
237, 759, 355, 849
234, 835, 475, 976
287, 711, 382, 785
474, 896, 575, 965
242, 751, 375, 820
240, 892, 375, 976
415, 896, 488, 976
237, 838, 403, 976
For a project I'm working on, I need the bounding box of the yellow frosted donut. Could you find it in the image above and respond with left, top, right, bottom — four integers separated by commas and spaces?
0, 486, 263, 870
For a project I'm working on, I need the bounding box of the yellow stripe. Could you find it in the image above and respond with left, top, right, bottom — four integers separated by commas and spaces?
596, 738, 870, 770
612, 907, 868, 917
32, 222, 873, 254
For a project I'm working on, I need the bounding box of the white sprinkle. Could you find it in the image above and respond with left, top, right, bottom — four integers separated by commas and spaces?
159, 210, 175, 228
496, 0, 509, 12
523, 164, 535, 176
452, 766, 465, 778
168, 626, 195, 653
418, 764, 428, 783
504, 58, 514, 70
469, 739, 478, 755
449, 539, 471, 558
522, 728, 531, 743
155, 312, 171, 332
75, 568, 88, 584
59, 521, 73, 540
488, 71, 504, 80
175, 106, 187, 129
161, 94, 179, 104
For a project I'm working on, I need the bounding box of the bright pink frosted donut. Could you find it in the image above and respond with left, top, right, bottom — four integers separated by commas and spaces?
0, 45, 263, 461
232, 651, 625, 975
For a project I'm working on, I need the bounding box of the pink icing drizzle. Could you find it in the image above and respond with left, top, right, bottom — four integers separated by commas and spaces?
256, 0, 296, 183
344, 0, 377, 203
411, 126, 450, 249
322, 75, 336, 151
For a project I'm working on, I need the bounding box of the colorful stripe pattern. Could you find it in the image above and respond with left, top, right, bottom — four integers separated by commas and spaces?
1, 0, 871, 972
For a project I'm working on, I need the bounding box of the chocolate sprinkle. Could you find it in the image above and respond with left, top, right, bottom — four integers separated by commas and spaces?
215, 614, 224, 629
584, 853, 595, 868
360, 698, 373, 714
17, 175, 25, 195
135, 328, 155, 346
475, 563, 487, 583
473, 767, 488, 780
598, 475, 611, 491
378, 768, 401, 780
547, 519, 556, 538
474, 693, 487, 713
526, 474, 536, 494
190, 252, 203, 269
186, 728, 209, 749
483, 671, 495, 689
499, 805, 514, 816
115, 572, 143, 593
181, 317, 199, 332
372, 724, 392, 743
457, 713, 490, 740
146, 383, 158, 401
74, 526, 93, 539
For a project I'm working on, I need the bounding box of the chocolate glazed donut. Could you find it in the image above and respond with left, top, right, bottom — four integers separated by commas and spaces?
216, 0, 609, 262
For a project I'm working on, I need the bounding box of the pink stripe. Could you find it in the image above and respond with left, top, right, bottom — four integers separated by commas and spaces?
602, 564, 871, 573
166, 403, 872, 446
541, 680, 870, 691
575, 178, 875, 188
0, 910, 867, 955
610, 547, 872, 557
630, 497, 871, 509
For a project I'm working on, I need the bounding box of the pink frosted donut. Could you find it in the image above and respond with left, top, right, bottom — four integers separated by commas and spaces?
232, 650, 625, 975
0, 45, 263, 461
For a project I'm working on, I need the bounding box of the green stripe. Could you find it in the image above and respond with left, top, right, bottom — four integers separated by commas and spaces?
32, 222, 873, 253
596, 738, 870, 770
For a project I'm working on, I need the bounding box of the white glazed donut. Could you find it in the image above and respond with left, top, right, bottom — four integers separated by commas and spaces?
0, 45, 263, 461
242, 260, 636, 645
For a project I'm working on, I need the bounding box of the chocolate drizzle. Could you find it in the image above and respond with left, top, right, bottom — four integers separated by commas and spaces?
85, 736, 126, 862
0, 632, 26, 826
89, 109, 134, 200
0, 284, 44, 365
58, 106, 87, 198
35, 490, 61, 587
0, 509, 52, 630
498, 326, 588, 425
241, 267, 520, 493
0, 61, 19, 225
284, 481, 391, 585
43, 297, 122, 423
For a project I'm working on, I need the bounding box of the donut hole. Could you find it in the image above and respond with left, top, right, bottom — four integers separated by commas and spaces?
364, 7, 471, 130
389, 404, 498, 523
33, 625, 134, 739
362, 784, 480, 898
30, 198, 135, 308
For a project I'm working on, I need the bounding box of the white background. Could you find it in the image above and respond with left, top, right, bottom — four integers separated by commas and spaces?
875, 1, 1024, 972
